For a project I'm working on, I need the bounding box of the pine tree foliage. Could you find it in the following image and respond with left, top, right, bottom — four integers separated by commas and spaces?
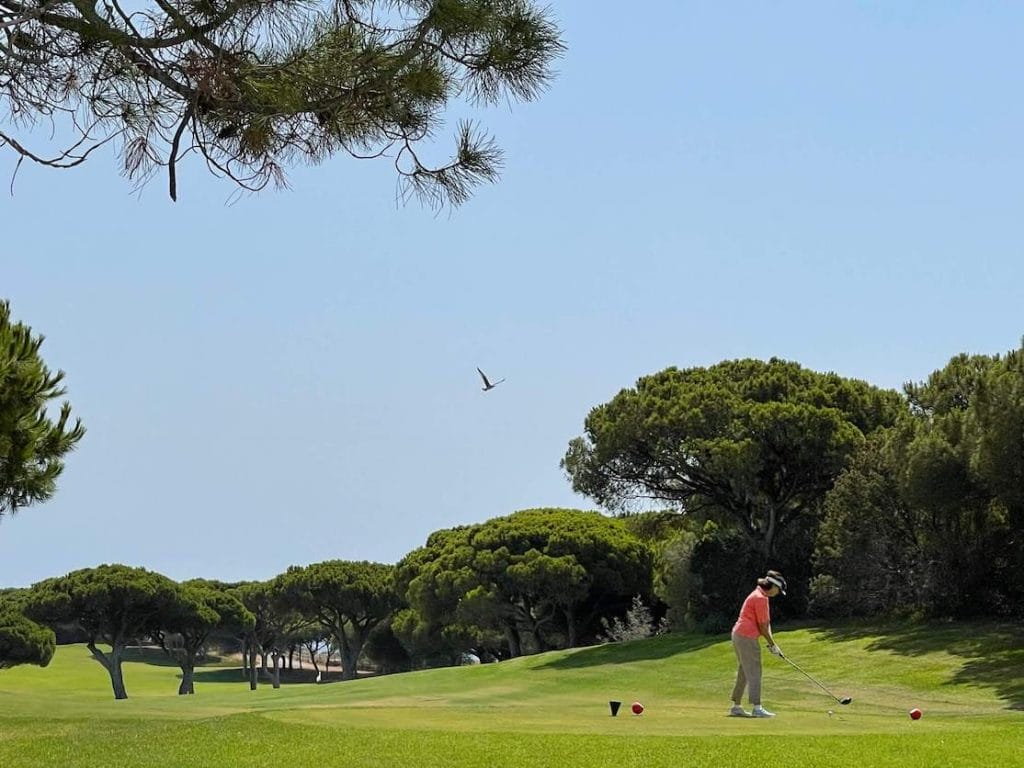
0, 607, 56, 669
0, 300, 85, 520
0, 0, 564, 203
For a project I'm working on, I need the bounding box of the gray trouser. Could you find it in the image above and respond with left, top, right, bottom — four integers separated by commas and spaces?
731, 631, 762, 705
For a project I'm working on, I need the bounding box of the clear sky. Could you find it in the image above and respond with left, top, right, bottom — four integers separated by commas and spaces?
2, 1, 1022, 588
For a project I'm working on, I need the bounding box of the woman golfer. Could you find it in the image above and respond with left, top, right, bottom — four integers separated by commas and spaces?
729, 570, 787, 718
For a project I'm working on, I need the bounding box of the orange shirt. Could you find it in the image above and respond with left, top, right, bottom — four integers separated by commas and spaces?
732, 586, 770, 639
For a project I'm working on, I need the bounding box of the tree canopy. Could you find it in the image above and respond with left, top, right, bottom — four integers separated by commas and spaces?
0, 300, 85, 521
810, 434, 921, 617
0, 0, 564, 203
277, 560, 397, 681
562, 358, 904, 561
967, 345, 1024, 521
395, 508, 653, 659
813, 342, 1024, 619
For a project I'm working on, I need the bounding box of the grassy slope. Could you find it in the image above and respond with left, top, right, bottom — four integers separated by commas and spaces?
0, 622, 1021, 767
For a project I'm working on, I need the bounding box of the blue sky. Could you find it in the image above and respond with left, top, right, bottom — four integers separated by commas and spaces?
2, 1, 1022, 587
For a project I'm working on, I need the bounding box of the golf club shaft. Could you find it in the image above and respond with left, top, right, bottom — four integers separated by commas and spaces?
781, 655, 846, 704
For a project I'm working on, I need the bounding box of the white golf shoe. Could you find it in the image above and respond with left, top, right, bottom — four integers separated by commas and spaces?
752, 705, 776, 718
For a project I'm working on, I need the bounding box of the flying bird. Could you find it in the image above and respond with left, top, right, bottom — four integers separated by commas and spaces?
477, 367, 505, 392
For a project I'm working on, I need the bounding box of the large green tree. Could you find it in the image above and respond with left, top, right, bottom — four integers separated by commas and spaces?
152, 580, 254, 694
396, 508, 653, 659
814, 343, 1024, 619
562, 359, 903, 562
278, 560, 397, 681
899, 345, 1024, 615
26, 565, 178, 699
0, 300, 84, 521
0, 0, 563, 203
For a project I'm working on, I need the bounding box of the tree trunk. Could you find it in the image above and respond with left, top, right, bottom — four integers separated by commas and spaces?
110, 650, 128, 700
174, 648, 198, 695
527, 609, 552, 652
334, 631, 361, 681
271, 651, 282, 689
248, 639, 258, 690
87, 641, 128, 700
305, 642, 320, 682
342, 645, 360, 681
179, 665, 195, 695
564, 606, 578, 648
288, 645, 295, 670
503, 624, 521, 658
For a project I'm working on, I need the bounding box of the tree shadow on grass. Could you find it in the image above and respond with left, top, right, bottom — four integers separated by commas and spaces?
811, 621, 1024, 710
119, 646, 226, 667
536, 632, 724, 670
192, 667, 349, 686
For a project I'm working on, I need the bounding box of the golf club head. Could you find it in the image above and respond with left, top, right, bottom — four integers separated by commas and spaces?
839, 697, 852, 705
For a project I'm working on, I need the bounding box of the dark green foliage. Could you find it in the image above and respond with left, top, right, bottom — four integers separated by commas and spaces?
686, 527, 761, 633
363, 619, 413, 674
0, 608, 55, 669
810, 436, 921, 617
890, 350, 1020, 617
904, 354, 995, 415
968, 346, 1024, 521
815, 342, 1024, 620
389, 605, 497, 667
396, 508, 654, 662
27, 565, 176, 643
1, 0, 564, 204
0, 300, 84, 519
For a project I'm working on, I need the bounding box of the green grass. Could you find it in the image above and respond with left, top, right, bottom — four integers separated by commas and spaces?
1, 622, 1021, 767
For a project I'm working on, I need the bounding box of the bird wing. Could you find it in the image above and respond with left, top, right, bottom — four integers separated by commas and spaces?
476, 367, 492, 387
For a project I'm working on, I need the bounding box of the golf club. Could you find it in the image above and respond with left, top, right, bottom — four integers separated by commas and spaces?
780, 654, 852, 705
